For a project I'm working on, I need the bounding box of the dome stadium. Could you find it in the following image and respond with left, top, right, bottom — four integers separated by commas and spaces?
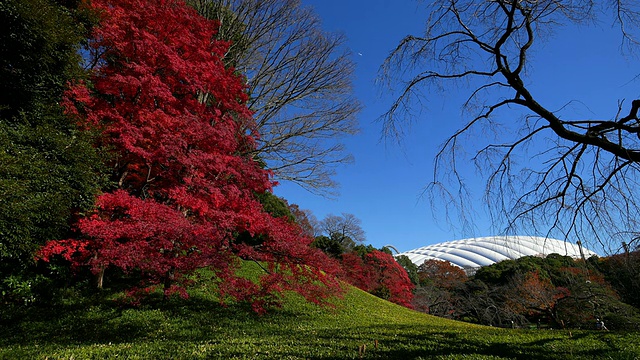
396, 236, 597, 272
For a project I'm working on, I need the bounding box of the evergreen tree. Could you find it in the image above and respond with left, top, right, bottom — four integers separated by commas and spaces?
0, 0, 103, 303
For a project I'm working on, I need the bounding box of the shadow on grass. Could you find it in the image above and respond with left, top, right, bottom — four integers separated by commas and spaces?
1, 296, 638, 360
0, 293, 266, 345
306, 324, 639, 360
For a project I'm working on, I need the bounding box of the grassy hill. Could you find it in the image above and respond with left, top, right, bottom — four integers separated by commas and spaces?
1, 262, 638, 359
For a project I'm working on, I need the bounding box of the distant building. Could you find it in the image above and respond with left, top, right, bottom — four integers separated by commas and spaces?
396, 236, 597, 274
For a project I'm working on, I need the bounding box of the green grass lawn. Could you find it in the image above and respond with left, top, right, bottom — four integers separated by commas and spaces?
1, 262, 638, 359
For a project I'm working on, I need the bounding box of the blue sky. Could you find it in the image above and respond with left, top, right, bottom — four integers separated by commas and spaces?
273, 0, 637, 254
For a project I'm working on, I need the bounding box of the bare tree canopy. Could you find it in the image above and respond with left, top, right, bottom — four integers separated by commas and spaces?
320, 213, 366, 244
189, 0, 361, 195
382, 0, 640, 253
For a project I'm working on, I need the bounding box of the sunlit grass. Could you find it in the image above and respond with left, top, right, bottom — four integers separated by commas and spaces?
1, 262, 638, 359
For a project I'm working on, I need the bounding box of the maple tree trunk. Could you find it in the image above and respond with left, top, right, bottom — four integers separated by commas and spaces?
163, 268, 175, 299
93, 252, 104, 289
96, 267, 105, 289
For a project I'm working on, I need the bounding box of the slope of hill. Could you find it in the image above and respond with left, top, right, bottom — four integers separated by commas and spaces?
0, 262, 638, 359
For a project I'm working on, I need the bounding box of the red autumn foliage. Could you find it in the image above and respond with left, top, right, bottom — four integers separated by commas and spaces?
38, 0, 342, 312
340, 250, 414, 308
506, 270, 570, 317
417, 259, 468, 290
340, 252, 378, 291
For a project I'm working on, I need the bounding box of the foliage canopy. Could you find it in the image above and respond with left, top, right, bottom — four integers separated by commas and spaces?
0, 0, 103, 301
38, 0, 343, 312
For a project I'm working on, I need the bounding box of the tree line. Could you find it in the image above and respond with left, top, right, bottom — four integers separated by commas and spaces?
397, 249, 640, 330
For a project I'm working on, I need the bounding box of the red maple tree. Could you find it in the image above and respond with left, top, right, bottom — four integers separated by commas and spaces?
38, 0, 342, 312
417, 259, 468, 290
340, 250, 414, 308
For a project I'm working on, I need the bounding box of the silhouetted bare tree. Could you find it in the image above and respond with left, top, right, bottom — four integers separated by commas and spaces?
383, 0, 640, 253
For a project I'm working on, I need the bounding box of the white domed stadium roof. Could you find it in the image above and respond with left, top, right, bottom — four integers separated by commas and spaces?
396, 236, 597, 270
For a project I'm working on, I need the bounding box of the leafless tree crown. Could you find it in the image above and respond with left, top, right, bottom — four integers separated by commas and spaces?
320, 213, 367, 244
190, 0, 361, 195
382, 0, 640, 253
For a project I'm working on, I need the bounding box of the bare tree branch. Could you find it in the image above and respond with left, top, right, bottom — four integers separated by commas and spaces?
319, 213, 366, 243
190, 0, 361, 195
383, 0, 640, 253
